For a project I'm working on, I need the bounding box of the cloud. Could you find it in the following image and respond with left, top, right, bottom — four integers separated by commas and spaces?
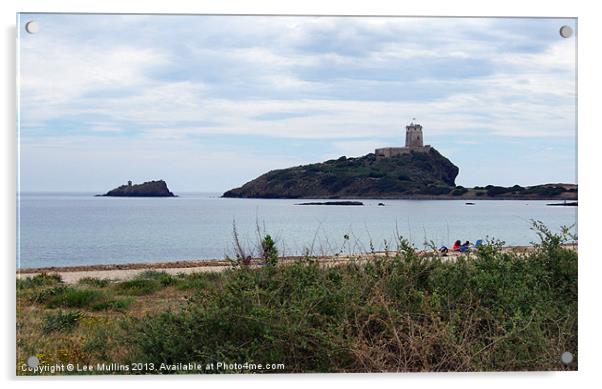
17, 14, 577, 191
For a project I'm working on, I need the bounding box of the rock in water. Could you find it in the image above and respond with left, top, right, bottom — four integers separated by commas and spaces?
295, 201, 364, 206
222, 148, 459, 199
100, 180, 176, 197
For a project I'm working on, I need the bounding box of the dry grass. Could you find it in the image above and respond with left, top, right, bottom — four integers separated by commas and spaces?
16, 272, 199, 375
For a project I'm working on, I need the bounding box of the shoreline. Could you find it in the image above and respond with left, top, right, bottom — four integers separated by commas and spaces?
16, 243, 577, 284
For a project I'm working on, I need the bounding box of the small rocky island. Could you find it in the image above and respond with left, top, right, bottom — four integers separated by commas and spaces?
99, 180, 176, 197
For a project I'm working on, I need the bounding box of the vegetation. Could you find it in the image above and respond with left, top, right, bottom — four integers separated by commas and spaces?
223, 148, 460, 198
451, 186, 469, 196
16, 224, 577, 374
78, 277, 111, 288
261, 234, 279, 266
90, 298, 132, 312
32, 286, 105, 309
42, 311, 86, 334
114, 278, 162, 296
17, 273, 62, 290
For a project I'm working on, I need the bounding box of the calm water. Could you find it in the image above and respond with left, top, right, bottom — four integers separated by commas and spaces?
17, 193, 577, 269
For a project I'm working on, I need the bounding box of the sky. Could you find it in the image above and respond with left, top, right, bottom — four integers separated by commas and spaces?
17, 14, 577, 192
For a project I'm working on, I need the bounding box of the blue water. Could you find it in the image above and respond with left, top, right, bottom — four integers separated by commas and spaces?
17, 193, 577, 269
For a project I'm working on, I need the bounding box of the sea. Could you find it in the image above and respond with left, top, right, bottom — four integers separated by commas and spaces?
17, 192, 577, 269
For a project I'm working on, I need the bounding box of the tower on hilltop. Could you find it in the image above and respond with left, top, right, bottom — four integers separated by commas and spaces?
374, 119, 431, 158
405, 120, 423, 148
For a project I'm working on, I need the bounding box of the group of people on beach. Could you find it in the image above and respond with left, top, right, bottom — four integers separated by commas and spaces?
439, 239, 482, 255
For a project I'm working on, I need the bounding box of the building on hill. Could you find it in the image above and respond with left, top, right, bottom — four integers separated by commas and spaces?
405, 122, 424, 148
375, 121, 432, 157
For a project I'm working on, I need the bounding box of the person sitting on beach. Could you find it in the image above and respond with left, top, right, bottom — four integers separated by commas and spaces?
452, 240, 462, 252
459, 241, 471, 252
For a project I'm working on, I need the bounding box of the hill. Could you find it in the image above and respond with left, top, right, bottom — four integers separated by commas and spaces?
223, 148, 578, 200
223, 148, 460, 199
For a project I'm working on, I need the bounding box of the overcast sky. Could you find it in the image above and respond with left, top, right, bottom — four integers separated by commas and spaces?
18, 14, 576, 192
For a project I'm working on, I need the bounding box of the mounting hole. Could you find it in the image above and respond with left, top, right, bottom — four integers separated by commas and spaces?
25, 21, 40, 34
560, 351, 574, 364
559, 25, 573, 38
27, 355, 39, 368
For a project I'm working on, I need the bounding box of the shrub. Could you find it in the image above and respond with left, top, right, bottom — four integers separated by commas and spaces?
82, 321, 122, 361
17, 273, 62, 290
261, 235, 278, 266
78, 277, 111, 288
90, 298, 132, 312
123, 223, 577, 372
486, 186, 512, 197
175, 273, 205, 289
42, 287, 105, 309
114, 278, 161, 296
451, 187, 468, 196
42, 310, 85, 333
30, 285, 68, 304
522, 186, 566, 197
135, 270, 176, 287
175, 271, 225, 290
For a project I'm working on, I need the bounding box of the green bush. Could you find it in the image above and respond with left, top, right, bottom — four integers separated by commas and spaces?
114, 278, 161, 296
41, 287, 105, 309
261, 235, 279, 266
30, 285, 68, 304
90, 298, 133, 312
82, 321, 123, 361
135, 270, 176, 287
522, 186, 566, 197
123, 223, 577, 372
78, 277, 111, 288
175, 272, 226, 290
42, 310, 85, 333
451, 187, 469, 196
486, 185, 512, 196
17, 273, 62, 290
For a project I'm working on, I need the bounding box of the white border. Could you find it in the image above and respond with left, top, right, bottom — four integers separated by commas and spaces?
2, 1, 601, 388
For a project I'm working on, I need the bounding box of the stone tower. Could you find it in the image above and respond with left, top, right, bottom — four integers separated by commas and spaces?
405, 122, 423, 148
374, 120, 431, 158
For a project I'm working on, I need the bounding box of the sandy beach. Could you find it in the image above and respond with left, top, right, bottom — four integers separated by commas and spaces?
17, 244, 577, 284
17, 255, 364, 283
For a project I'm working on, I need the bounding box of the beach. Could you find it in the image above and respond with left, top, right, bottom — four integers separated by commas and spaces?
17, 243, 576, 284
